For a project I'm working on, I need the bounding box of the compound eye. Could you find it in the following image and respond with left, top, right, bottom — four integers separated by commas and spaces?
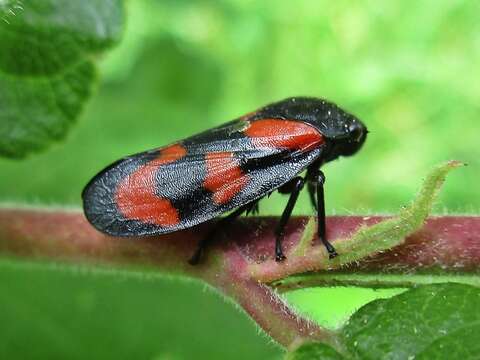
348, 123, 364, 142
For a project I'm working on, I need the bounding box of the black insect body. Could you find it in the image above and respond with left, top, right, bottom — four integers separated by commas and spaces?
82, 97, 368, 264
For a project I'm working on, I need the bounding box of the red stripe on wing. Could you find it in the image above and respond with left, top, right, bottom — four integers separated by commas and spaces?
115, 144, 187, 227
245, 119, 324, 151
204, 152, 249, 204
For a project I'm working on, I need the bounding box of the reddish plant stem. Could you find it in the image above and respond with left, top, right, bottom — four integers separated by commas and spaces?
0, 208, 479, 349
0, 208, 341, 349
349, 215, 480, 270
203, 244, 341, 350
248, 215, 480, 282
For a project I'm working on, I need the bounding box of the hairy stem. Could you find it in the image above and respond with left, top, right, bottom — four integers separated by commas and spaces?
273, 273, 480, 292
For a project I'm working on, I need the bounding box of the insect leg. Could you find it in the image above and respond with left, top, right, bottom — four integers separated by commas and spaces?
188, 203, 253, 265
245, 199, 260, 216
307, 181, 317, 211
314, 170, 338, 258
274, 176, 305, 261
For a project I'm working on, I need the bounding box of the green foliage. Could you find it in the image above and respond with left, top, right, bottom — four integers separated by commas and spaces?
288, 283, 480, 359
343, 283, 480, 359
286, 342, 343, 360
284, 287, 405, 329
0, 0, 477, 211
0, 260, 281, 359
0, 0, 124, 158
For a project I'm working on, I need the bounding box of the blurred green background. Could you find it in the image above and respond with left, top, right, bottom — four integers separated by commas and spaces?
0, 0, 478, 212
1, 0, 479, 358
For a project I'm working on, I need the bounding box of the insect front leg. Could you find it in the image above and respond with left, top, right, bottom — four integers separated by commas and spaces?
275, 176, 306, 261
309, 168, 338, 259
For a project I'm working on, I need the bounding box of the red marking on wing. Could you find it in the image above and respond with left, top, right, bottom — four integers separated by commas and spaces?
244, 119, 324, 151
204, 152, 249, 204
115, 144, 187, 227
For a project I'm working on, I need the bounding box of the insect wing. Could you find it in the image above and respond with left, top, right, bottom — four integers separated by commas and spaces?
82, 118, 325, 236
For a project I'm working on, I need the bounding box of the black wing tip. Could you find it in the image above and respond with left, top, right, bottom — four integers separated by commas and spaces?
81, 157, 129, 199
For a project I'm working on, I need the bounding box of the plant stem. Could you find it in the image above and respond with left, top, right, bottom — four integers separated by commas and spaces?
0, 209, 478, 348
0, 208, 344, 350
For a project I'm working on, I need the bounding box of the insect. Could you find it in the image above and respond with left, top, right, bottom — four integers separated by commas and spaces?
82, 97, 367, 264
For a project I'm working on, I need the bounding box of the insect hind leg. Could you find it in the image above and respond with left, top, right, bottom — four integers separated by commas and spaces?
188, 203, 253, 265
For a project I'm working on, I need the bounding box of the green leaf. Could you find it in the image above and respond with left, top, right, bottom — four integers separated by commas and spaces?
0, 62, 95, 156
0, 0, 125, 158
343, 283, 480, 360
286, 342, 344, 360
0, 259, 281, 359
287, 284, 480, 359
